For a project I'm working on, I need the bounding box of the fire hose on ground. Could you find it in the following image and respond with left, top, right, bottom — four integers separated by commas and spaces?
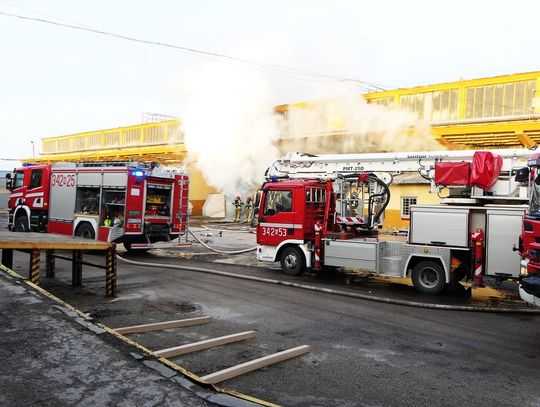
187, 229, 257, 255
116, 255, 540, 314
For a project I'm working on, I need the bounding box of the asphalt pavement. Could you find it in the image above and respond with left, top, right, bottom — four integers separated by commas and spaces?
0, 269, 227, 406
2, 220, 540, 406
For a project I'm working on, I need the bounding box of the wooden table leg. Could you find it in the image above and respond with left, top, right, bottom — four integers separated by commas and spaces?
45, 250, 55, 278
72, 250, 82, 287
29, 249, 40, 286
105, 245, 116, 297
2, 249, 13, 269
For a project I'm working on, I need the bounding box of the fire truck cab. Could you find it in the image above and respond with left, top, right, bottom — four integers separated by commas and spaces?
257, 180, 325, 273
6, 162, 189, 250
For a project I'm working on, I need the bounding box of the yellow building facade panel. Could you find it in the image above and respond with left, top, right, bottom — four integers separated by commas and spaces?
41, 120, 182, 155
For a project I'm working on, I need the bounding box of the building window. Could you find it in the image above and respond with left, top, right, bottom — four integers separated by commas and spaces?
401, 196, 417, 219
400, 94, 425, 119
430, 89, 458, 122
369, 96, 395, 109
465, 80, 535, 119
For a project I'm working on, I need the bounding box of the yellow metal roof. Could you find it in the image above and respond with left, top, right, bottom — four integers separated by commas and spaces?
27, 144, 187, 164
432, 120, 540, 149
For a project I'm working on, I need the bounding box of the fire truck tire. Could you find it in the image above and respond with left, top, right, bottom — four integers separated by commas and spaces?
14, 216, 29, 232
75, 223, 95, 240
411, 261, 446, 295
280, 246, 305, 276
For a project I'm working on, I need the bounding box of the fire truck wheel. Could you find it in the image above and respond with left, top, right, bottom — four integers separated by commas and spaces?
411, 261, 446, 294
75, 223, 95, 240
280, 246, 305, 276
14, 217, 29, 232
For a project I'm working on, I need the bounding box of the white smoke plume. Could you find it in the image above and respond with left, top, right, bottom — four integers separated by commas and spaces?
179, 56, 441, 218
280, 87, 440, 154
181, 62, 282, 199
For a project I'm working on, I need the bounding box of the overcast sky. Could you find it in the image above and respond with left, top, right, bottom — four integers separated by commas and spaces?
1, 0, 539, 167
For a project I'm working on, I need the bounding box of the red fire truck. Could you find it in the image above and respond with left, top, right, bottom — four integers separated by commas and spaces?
6, 162, 189, 250
518, 154, 540, 305
256, 149, 533, 295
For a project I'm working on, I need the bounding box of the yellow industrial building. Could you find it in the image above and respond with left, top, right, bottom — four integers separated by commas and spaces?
28, 71, 540, 230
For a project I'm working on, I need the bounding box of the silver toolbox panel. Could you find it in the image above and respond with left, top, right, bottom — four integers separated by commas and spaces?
485, 208, 525, 277
410, 206, 469, 247
77, 171, 102, 186
103, 171, 128, 187
378, 241, 403, 277
323, 239, 377, 271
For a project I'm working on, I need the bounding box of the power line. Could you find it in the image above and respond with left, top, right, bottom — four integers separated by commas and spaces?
0, 1, 92, 28
4, 8, 529, 116
0, 10, 389, 92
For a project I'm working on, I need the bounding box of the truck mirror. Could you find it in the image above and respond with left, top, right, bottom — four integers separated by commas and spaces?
254, 207, 259, 215
5, 173, 12, 191
514, 167, 529, 183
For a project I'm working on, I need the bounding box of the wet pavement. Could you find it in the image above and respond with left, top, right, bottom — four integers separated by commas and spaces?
157, 220, 527, 310
21, 244, 540, 407
2, 217, 539, 407
0, 269, 226, 407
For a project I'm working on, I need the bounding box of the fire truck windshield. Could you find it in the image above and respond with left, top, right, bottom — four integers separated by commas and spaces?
529, 173, 540, 217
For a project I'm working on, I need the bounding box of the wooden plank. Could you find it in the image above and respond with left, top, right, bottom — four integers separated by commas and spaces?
0, 241, 111, 250
155, 331, 256, 358
0, 231, 111, 250
115, 316, 211, 335
201, 345, 311, 384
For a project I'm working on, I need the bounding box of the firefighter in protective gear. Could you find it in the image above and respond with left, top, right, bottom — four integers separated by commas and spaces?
103, 215, 112, 227
349, 191, 359, 216
232, 195, 244, 222
244, 196, 254, 224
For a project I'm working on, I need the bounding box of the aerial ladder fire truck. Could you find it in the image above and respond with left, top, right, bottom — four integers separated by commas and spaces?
6, 161, 189, 251
518, 153, 540, 305
256, 149, 534, 294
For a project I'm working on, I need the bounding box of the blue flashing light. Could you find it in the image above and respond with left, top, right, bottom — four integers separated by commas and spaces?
133, 170, 145, 177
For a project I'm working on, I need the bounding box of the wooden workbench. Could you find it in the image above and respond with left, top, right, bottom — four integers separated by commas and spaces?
0, 231, 116, 297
